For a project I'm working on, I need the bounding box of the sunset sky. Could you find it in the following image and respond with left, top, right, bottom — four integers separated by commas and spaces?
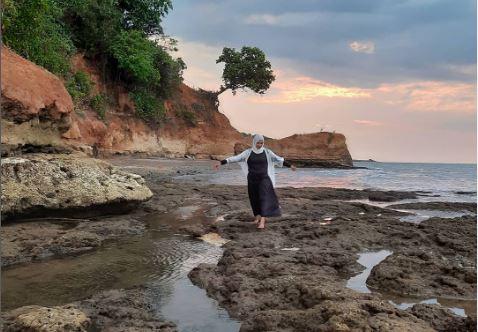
163, 0, 477, 163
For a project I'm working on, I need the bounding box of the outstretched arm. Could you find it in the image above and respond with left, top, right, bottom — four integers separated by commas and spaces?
214, 150, 249, 170
268, 150, 284, 167
225, 149, 249, 164
269, 150, 296, 171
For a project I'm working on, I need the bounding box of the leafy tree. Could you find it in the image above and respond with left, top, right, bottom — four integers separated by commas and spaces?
60, 0, 172, 55
154, 50, 186, 98
110, 30, 162, 86
216, 46, 275, 95
2, 0, 75, 76
58, 0, 122, 56
118, 0, 172, 35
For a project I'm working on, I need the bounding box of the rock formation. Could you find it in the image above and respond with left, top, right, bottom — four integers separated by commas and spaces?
2, 288, 178, 332
1, 153, 153, 220
2, 305, 91, 332
235, 132, 353, 167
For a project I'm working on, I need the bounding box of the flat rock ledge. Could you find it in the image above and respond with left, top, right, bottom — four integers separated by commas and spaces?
1, 153, 153, 220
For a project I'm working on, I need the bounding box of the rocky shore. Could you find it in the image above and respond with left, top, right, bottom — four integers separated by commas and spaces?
184, 185, 476, 331
2, 157, 476, 331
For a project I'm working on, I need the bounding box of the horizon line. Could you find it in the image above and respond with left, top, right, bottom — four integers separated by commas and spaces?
353, 160, 477, 165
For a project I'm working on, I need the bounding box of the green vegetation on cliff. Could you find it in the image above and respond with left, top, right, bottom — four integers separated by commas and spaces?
1, 0, 75, 76
1, 0, 184, 123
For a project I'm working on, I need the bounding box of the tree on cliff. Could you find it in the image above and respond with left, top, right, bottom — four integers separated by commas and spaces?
216, 47, 275, 96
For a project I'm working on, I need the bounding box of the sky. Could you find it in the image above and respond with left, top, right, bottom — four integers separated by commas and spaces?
163, 0, 477, 163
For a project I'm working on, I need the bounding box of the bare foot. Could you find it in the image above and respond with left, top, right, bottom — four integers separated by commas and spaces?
257, 218, 266, 229
253, 216, 261, 224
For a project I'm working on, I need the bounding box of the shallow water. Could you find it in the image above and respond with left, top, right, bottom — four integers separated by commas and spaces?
389, 297, 470, 317
197, 161, 477, 203
346, 250, 393, 293
346, 250, 476, 317
396, 209, 475, 223
1, 209, 240, 331
343, 198, 476, 223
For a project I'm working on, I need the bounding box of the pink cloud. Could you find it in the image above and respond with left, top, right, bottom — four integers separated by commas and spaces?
353, 119, 384, 126
250, 70, 476, 114
375, 81, 476, 113
251, 71, 370, 103
174, 41, 475, 114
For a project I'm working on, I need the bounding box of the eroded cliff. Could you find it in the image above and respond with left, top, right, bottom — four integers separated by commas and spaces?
1, 47, 353, 167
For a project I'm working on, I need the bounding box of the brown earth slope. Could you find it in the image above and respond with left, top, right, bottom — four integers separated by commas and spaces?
1, 46, 74, 154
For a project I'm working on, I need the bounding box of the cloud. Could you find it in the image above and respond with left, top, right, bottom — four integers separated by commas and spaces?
376, 81, 477, 113
243, 12, 322, 27
354, 119, 384, 126
164, 0, 476, 87
350, 41, 375, 54
248, 71, 476, 114
444, 64, 477, 77
243, 14, 279, 25
251, 71, 371, 104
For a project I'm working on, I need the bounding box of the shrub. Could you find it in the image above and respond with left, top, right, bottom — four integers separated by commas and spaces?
177, 109, 197, 127
90, 94, 107, 120
110, 30, 162, 86
66, 71, 93, 103
130, 89, 165, 123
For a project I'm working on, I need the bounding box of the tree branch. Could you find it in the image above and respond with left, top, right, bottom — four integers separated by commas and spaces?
216, 85, 228, 95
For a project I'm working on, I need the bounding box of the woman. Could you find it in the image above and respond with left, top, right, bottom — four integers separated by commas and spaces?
215, 134, 296, 229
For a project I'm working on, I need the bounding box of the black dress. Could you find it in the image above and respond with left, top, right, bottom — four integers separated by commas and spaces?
246, 151, 281, 217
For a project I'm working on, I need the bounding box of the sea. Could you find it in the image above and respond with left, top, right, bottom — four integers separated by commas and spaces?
207, 161, 477, 203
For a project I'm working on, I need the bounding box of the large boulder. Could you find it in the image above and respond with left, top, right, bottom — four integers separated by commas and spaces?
1, 153, 153, 220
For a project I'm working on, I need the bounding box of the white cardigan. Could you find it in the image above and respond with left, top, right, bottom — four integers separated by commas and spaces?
225, 148, 285, 187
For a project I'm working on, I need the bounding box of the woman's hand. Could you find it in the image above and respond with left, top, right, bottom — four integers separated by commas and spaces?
214, 162, 220, 170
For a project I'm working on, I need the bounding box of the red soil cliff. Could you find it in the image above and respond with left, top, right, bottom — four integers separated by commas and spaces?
1, 46, 73, 152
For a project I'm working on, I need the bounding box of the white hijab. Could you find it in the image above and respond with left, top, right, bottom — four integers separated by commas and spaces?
252, 134, 265, 154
